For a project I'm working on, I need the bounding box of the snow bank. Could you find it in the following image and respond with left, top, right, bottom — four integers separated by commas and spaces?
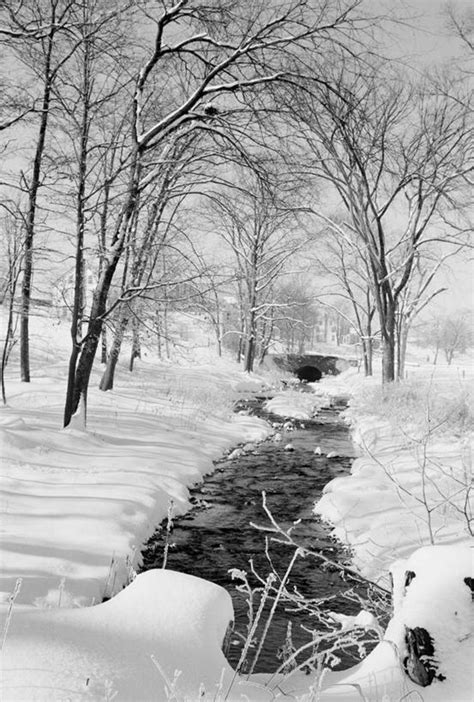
1, 568, 274, 701
0, 315, 272, 608
312, 367, 474, 584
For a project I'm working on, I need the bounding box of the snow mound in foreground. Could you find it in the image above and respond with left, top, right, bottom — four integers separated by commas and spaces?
1, 569, 249, 701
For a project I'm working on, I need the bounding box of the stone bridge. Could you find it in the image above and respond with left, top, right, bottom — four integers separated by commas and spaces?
266, 353, 356, 379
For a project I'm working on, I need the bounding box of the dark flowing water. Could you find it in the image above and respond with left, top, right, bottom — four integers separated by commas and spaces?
140, 395, 375, 673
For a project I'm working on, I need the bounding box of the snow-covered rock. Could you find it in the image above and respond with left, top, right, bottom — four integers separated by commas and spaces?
385, 545, 474, 697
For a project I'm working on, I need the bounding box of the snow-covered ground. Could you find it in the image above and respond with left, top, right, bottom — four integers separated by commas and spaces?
265, 363, 473, 701
1, 313, 473, 700
0, 314, 274, 606
312, 364, 473, 584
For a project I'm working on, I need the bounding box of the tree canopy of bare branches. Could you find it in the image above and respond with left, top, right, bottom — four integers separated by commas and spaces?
273, 58, 473, 381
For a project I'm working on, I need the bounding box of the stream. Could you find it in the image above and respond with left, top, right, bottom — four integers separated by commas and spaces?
140, 393, 375, 674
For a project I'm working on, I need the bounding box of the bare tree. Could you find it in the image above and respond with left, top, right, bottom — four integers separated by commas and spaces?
206, 166, 303, 372
44, 0, 135, 423
63, 0, 362, 424
445, 4, 474, 61
278, 62, 473, 382
273, 280, 319, 355
182, 258, 237, 358
436, 5, 474, 242
313, 222, 377, 375
98, 163, 185, 391
0, 211, 24, 404
0, 0, 82, 382
416, 310, 473, 366
394, 256, 449, 378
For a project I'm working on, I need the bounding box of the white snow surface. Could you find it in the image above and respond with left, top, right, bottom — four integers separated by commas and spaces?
1, 315, 473, 700
0, 317, 271, 608
311, 366, 474, 586
264, 388, 330, 419
2, 569, 237, 701
257, 364, 474, 701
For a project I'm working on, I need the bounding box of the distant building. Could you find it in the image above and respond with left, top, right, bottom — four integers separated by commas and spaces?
314, 310, 338, 345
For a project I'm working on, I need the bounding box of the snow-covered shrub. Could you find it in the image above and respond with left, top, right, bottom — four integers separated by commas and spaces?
226, 495, 388, 685
227, 558, 387, 694
134, 370, 237, 429
346, 377, 474, 439
316, 372, 474, 583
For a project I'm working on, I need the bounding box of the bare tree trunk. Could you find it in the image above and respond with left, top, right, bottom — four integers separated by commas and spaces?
258, 313, 274, 365
100, 314, 129, 391
362, 308, 374, 377
396, 318, 410, 381
361, 338, 373, 377
1, 217, 22, 404
366, 307, 374, 376
374, 274, 397, 384
129, 314, 141, 371
98, 213, 135, 391
2, 290, 17, 405
244, 303, 257, 372
64, 160, 139, 425
156, 309, 162, 359
382, 332, 396, 384
367, 339, 373, 375
244, 335, 255, 373
236, 331, 243, 364
215, 300, 222, 357
235, 303, 244, 363
63, 22, 91, 426
100, 328, 108, 364
20, 18, 56, 383
163, 300, 170, 360
400, 332, 408, 379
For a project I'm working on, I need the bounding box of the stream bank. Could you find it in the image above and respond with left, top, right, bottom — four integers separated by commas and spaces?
140, 393, 378, 673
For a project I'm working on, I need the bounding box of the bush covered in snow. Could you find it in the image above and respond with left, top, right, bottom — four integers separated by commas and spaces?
346, 376, 474, 439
